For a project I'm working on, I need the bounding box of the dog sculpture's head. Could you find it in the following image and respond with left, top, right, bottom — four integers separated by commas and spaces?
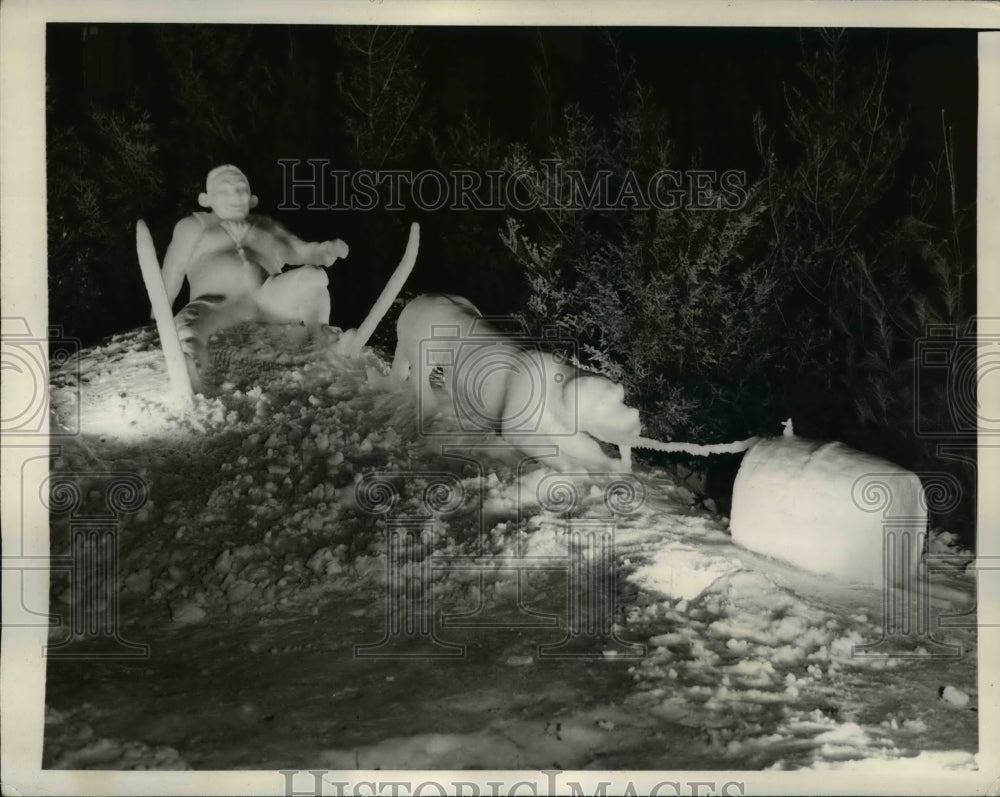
564, 375, 641, 444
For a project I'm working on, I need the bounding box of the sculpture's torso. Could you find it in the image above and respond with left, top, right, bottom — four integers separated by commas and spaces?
186, 213, 274, 299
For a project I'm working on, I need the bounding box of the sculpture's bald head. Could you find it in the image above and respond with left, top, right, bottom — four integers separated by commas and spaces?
205, 164, 249, 192
199, 164, 258, 219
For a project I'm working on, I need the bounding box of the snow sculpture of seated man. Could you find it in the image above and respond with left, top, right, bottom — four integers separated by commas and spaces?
159, 164, 349, 388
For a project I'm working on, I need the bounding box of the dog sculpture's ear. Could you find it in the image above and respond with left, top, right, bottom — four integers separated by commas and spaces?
568, 374, 619, 403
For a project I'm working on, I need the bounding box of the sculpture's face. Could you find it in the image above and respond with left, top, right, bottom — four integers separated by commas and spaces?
207, 173, 253, 221
572, 376, 642, 443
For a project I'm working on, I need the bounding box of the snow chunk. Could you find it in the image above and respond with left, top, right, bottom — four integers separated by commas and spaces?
731, 437, 925, 586
214, 549, 232, 575
226, 580, 253, 604
306, 547, 337, 574
939, 685, 970, 708
813, 721, 871, 746
171, 603, 206, 624
726, 658, 777, 688
629, 545, 743, 601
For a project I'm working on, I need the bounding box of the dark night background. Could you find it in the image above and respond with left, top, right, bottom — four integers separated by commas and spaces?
45, 25, 976, 332
45, 24, 980, 539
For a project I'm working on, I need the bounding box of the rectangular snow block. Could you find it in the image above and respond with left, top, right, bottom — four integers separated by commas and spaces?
730, 437, 926, 586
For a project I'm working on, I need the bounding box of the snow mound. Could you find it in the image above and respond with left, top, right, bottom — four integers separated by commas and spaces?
43, 324, 978, 771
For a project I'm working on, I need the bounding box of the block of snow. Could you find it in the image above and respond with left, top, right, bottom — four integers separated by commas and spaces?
730, 437, 926, 586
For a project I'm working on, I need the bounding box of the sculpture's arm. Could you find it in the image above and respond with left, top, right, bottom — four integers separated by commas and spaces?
256, 216, 349, 269
160, 217, 201, 308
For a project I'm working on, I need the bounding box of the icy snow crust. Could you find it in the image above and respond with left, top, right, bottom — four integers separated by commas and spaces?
44, 324, 978, 771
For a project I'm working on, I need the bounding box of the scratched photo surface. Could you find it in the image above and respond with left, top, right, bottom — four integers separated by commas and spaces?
40, 23, 981, 773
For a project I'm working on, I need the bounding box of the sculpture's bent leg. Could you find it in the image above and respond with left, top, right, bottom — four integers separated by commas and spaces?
256, 266, 331, 333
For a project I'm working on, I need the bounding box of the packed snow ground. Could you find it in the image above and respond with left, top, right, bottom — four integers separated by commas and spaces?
44, 323, 980, 771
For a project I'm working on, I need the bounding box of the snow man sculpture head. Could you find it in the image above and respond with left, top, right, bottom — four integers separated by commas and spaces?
198, 164, 259, 221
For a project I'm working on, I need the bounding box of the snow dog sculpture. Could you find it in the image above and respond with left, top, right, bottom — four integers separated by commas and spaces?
388, 293, 642, 473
